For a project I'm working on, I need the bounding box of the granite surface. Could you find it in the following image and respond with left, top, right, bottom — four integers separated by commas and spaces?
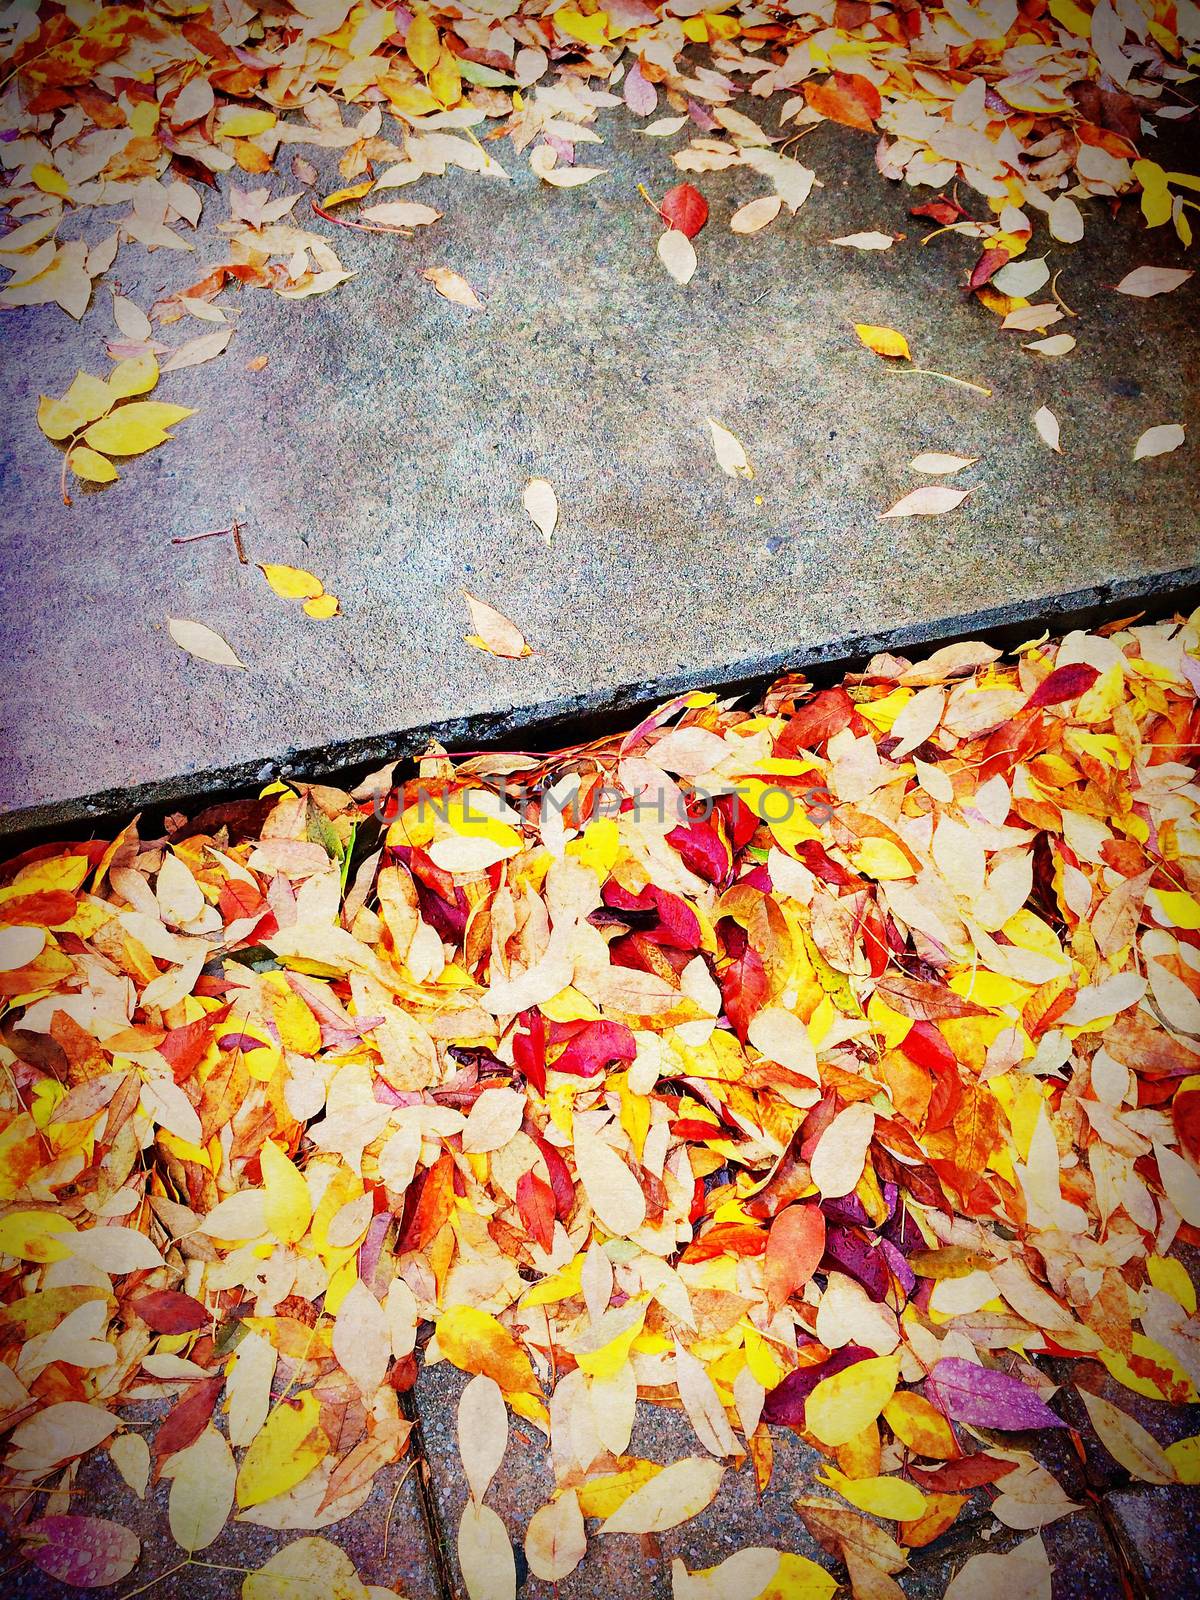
2, 108, 1197, 835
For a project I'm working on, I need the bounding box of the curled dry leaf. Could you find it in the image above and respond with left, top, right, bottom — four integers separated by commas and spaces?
423, 267, 482, 309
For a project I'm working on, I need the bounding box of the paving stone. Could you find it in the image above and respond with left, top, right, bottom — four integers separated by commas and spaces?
6, 1408, 439, 1600
1102, 1485, 1197, 1600
3, 106, 1198, 835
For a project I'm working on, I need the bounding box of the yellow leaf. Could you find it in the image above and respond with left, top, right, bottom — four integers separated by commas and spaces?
236, 1390, 328, 1509
436, 1306, 541, 1396
575, 1457, 663, 1519
243, 1536, 365, 1600
806, 1354, 901, 1447
32, 163, 69, 197
84, 403, 193, 456
62, 370, 116, 425
109, 352, 159, 399
321, 178, 375, 209
260, 1137, 312, 1244
854, 323, 911, 360
38, 395, 87, 442
68, 445, 118, 484
884, 1392, 958, 1459
1164, 1437, 1200, 1484
303, 593, 341, 619
819, 1465, 928, 1521
555, 9, 610, 48
406, 12, 441, 74
429, 51, 462, 107
0, 1210, 76, 1262
216, 109, 277, 139
259, 563, 325, 601
757, 1553, 838, 1600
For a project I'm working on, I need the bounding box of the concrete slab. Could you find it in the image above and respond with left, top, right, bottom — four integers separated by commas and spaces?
2, 110, 1197, 833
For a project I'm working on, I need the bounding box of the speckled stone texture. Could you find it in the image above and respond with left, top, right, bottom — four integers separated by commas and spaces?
2, 107, 1197, 834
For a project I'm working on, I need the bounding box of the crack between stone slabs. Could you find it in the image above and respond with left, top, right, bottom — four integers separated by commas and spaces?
3, 563, 1198, 847
399, 1383, 459, 1600
1092, 1488, 1161, 1600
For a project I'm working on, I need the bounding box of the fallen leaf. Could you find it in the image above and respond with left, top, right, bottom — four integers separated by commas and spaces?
731, 195, 783, 234
658, 228, 697, 285
424, 267, 482, 309
908, 453, 976, 475
600, 1456, 724, 1533
881, 486, 972, 518
463, 592, 532, 658
1033, 405, 1061, 452
1114, 266, 1192, 297
523, 477, 558, 539
1133, 423, 1185, 461
855, 324, 911, 360
660, 183, 708, 238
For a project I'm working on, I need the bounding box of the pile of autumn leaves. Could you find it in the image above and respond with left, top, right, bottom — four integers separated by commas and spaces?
2, 615, 1200, 1599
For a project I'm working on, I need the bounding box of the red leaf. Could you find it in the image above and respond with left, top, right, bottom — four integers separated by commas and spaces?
875, 976, 987, 1021
804, 72, 881, 131
764, 1203, 826, 1315
660, 182, 708, 238
720, 944, 767, 1041
151, 1375, 223, 1472
159, 1004, 231, 1084
1026, 663, 1100, 709
682, 1221, 768, 1263
776, 688, 863, 757
516, 1169, 556, 1252
667, 817, 730, 884
969, 246, 1010, 290
911, 1455, 1017, 1492
26, 1517, 140, 1588
532, 1133, 575, 1218
911, 196, 968, 225
0, 890, 77, 927
513, 1009, 547, 1095
131, 1289, 208, 1334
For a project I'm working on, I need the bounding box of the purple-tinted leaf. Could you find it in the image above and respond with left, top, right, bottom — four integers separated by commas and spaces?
821, 1192, 873, 1229
823, 1226, 891, 1303
26, 1517, 140, 1588
763, 1345, 874, 1426
925, 1358, 1065, 1431
623, 61, 657, 116
882, 1202, 925, 1255
880, 1238, 915, 1299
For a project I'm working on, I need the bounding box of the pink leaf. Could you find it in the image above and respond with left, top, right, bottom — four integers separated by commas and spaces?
27, 1517, 141, 1588
925, 1359, 1066, 1431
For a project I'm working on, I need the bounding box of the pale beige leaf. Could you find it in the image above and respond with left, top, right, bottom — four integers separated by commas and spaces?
908, 452, 976, 475
574, 1126, 646, 1237
161, 325, 232, 371
600, 1456, 723, 1534
1114, 265, 1192, 297
524, 1489, 586, 1582
945, 1536, 1051, 1600
1079, 1390, 1176, 1484
360, 202, 441, 227
830, 231, 894, 250
1048, 195, 1084, 242
109, 1432, 151, 1498
523, 477, 558, 539
1033, 405, 1061, 452
657, 228, 697, 285
67, 1226, 164, 1274
888, 685, 946, 759
8, 1402, 116, 1472
458, 1501, 515, 1600
168, 1426, 235, 1551
1023, 334, 1076, 356
675, 1343, 739, 1457
332, 1280, 390, 1395
168, 617, 246, 669
1133, 424, 1185, 461
881, 485, 972, 518
730, 194, 782, 234
1155, 1143, 1200, 1226
463, 591, 531, 658
113, 295, 152, 340
228, 1330, 277, 1448
386, 1277, 419, 1358
706, 417, 753, 479
461, 1087, 525, 1154
671, 1549, 782, 1600
809, 1102, 875, 1199
458, 1373, 508, 1503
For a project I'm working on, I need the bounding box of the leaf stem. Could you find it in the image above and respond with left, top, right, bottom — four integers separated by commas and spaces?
893, 366, 992, 397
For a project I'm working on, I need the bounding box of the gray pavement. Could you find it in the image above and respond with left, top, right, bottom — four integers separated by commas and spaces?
2, 109, 1197, 834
